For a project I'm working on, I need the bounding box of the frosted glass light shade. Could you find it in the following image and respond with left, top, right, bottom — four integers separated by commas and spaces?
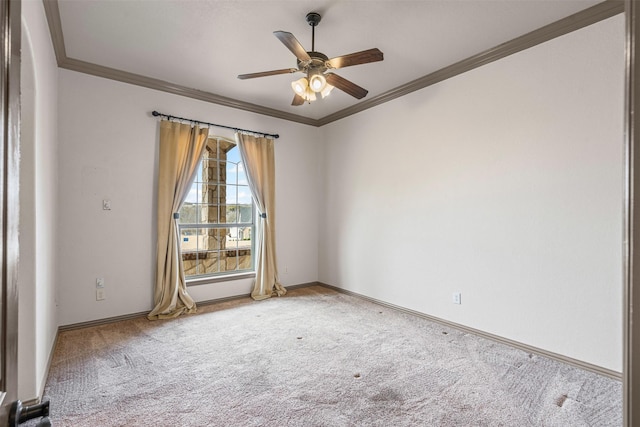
291, 77, 308, 96
309, 73, 327, 92
321, 84, 334, 98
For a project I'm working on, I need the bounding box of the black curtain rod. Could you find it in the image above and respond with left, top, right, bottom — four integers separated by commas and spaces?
151, 110, 279, 139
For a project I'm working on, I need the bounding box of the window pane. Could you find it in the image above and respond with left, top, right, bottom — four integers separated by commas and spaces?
192, 256, 202, 276
226, 227, 239, 250
180, 228, 199, 252
202, 251, 219, 275
225, 228, 252, 253
224, 250, 238, 271
220, 187, 229, 205
234, 205, 251, 223
201, 204, 219, 224
238, 249, 252, 270
237, 187, 252, 205
182, 254, 198, 276
217, 204, 228, 224
226, 206, 239, 224
183, 182, 199, 204
227, 146, 240, 163
224, 185, 237, 205
200, 181, 219, 205
200, 228, 224, 251
237, 163, 248, 185
194, 160, 203, 183
197, 228, 209, 251
237, 226, 252, 249
225, 161, 237, 185
204, 159, 223, 184
219, 206, 228, 225
179, 203, 197, 224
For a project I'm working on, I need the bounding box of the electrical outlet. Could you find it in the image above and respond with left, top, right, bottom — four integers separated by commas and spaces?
96, 277, 105, 288
452, 292, 462, 305
96, 288, 106, 301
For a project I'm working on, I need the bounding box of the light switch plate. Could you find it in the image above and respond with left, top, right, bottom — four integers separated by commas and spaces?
452, 292, 462, 305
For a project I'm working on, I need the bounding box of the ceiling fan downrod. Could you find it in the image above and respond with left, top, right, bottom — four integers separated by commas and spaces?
306, 12, 321, 52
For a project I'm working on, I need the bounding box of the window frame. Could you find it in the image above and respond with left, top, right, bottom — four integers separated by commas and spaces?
178, 136, 256, 284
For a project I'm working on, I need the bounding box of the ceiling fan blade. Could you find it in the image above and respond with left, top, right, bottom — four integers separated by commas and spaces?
274, 31, 311, 62
292, 94, 305, 106
327, 48, 384, 69
237, 68, 299, 80
325, 73, 368, 99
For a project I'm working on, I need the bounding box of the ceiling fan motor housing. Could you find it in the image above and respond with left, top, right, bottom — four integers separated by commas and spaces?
297, 51, 329, 73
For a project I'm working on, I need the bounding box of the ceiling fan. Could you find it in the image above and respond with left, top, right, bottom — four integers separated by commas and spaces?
237, 12, 384, 106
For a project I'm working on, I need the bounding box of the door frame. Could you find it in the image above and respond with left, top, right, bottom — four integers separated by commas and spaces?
0, 0, 21, 424
624, 1, 640, 426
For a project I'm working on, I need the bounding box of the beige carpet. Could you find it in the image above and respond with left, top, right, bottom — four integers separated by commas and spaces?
33, 286, 621, 426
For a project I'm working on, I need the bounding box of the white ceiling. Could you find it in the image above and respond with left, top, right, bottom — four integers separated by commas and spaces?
55, 0, 603, 122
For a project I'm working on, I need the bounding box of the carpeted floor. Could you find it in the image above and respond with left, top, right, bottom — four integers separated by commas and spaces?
33, 285, 621, 426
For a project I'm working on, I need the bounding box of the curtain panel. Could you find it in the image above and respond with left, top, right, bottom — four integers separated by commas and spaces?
148, 120, 209, 320
235, 132, 286, 300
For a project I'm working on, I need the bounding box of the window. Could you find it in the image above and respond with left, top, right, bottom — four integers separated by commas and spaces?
178, 137, 254, 278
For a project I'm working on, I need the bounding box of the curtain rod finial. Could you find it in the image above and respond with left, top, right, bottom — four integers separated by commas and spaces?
152, 110, 160, 117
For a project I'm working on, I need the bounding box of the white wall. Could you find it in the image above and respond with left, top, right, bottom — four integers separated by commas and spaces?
319, 15, 625, 372
57, 71, 321, 326
56, 10, 623, 372
19, 0, 59, 401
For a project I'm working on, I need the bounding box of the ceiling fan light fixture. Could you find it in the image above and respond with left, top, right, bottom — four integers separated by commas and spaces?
321, 84, 334, 99
309, 72, 327, 92
291, 77, 308, 96
292, 76, 321, 102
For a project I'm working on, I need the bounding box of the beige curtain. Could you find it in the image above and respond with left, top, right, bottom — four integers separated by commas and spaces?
235, 132, 286, 300
148, 120, 209, 320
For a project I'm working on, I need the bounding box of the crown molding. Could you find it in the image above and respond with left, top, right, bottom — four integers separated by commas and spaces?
59, 57, 318, 126
318, 0, 624, 126
43, 0, 623, 128
42, 0, 66, 64
41, 0, 319, 127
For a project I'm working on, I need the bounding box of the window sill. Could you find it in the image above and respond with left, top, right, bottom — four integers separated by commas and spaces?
186, 272, 255, 287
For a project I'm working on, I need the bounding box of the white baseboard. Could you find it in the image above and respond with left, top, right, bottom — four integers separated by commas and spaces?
317, 282, 621, 381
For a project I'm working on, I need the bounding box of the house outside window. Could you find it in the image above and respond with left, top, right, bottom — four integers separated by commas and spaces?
178, 137, 254, 278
